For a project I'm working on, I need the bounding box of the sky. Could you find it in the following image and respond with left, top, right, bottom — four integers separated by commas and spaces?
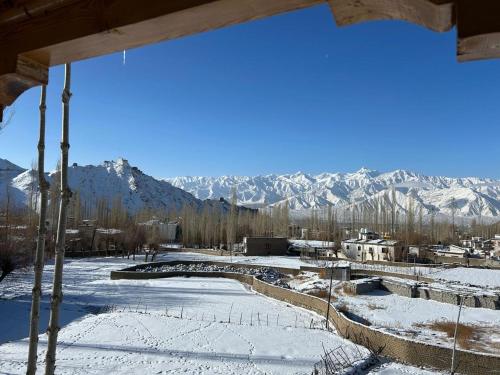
1, 3, 499, 179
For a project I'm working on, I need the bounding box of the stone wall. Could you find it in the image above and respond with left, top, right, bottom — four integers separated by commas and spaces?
343, 278, 381, 295
110, 266, 500, 374
351, 269, 434, 283
380, 279, 418, 298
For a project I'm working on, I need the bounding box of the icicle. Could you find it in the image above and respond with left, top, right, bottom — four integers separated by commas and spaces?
123, 50, 127, 66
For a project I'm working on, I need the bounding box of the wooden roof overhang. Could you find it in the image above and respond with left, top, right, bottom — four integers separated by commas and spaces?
0, 0, 499, 120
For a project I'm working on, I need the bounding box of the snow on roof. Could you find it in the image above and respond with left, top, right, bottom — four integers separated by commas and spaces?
96, 228, 123, 235
288, 239, 335, 248
343, 238, 399, 246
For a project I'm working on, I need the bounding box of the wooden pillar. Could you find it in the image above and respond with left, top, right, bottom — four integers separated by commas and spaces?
45, 63, 72, 375
457, 0, 500, 61
26, 85, 50, 375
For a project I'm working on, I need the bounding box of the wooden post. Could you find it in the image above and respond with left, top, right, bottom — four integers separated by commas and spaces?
26, 85, 49, 375
45, 63, 72, 375
326, 262, 335, 330
451, 295, 464, 374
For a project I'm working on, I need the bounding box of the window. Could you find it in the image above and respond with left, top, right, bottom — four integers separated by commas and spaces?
346, 245, 350, 250
358, 246, 361, 251
369, 247, 373, 253
381, 248, 388, 253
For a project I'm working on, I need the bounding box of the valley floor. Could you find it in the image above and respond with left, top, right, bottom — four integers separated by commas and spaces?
0, 255, 442, 374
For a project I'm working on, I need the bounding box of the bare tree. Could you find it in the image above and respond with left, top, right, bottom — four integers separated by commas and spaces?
45, 64, 72, 375
26, 85, 50, 375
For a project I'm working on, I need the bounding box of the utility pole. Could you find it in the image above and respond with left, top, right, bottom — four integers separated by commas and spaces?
451, 295, 464, 374
325, 262, 335, 330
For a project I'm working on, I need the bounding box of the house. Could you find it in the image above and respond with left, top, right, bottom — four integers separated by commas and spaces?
243, 237, 288, 256
341, 228, 404, 262
460, 237, 493, 252
288, 239, 336, 257
434, 245, 470, 258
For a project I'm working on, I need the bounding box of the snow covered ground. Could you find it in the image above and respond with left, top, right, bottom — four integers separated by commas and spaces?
155, 252, 313, 269
159, 252, 500, 291
0, 255, 448, 374
336, 290, 500, 354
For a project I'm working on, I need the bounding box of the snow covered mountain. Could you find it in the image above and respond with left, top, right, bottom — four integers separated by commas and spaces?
167, 168, 500, 219
1, 158, 245, 215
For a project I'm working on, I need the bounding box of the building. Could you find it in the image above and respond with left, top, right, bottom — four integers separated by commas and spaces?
341, 228, 404, 262
243, 237, 288, 256
434, 245, 470, 258
139, 219, 180, 243
460, 237, 493, 252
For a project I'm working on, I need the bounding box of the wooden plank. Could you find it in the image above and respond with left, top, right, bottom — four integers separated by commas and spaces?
327, 0, 454, 32
457, 0, 500, 62
0, 0, 322, 108
0, 55, 48, 107
0, 0, 324, 66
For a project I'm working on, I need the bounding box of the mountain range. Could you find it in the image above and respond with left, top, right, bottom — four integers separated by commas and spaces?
2, 157, 499, 221
0, 158, 246, 215
167, 168, 500, 220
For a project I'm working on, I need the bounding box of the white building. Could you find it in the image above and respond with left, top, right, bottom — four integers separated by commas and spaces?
341, 228, 404, 262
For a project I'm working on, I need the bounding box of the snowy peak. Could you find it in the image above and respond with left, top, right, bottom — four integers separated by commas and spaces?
1, 158, 247, 215
166, 169, 500, 219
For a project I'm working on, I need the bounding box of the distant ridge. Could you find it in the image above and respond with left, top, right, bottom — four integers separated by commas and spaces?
167, 169, 500, 220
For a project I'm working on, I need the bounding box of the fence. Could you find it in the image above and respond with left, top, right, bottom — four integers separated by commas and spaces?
110, 262, 500, 374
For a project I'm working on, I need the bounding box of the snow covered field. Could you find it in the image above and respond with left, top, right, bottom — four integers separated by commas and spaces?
336, 290, 500, 354
0, 255, 445, 374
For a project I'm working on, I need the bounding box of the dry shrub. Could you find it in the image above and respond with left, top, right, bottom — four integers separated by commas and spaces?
336, 302, 349, 314
420, 321, 479, 350
367, 303, 386, 310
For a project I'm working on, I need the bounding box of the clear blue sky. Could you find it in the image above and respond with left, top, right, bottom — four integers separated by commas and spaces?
1, 4, 499, 179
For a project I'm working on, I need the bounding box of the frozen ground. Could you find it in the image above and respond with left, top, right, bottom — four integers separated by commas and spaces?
0, 256, 383, 374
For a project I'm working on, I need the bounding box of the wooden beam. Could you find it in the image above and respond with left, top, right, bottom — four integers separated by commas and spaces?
0, 55, 48, 107
327, 0, 454, 32
0, 0, 323, 108
0, 0, 324, 66
457, 0, 500, 62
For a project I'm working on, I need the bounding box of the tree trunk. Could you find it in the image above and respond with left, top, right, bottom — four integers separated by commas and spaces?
45, 64, 72, 375
26, 85, 49, 375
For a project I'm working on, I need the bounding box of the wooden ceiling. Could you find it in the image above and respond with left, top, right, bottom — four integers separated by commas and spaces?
1, 0, 499, 119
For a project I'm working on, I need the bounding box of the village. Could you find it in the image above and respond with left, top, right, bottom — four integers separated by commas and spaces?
1, 0, 500, 374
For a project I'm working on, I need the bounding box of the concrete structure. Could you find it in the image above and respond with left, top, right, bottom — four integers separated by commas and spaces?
341, 228, 404, 262
243, 237, 288, 256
